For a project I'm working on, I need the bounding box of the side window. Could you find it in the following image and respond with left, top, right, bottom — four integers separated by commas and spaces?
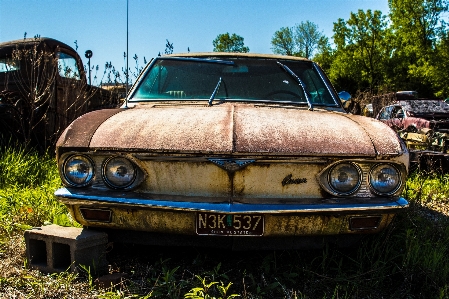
391, 106, 404, 118
378, 106, 393, 120
134, 65, 168, 99
57, 52, 80, 79
0, 58, 19, 72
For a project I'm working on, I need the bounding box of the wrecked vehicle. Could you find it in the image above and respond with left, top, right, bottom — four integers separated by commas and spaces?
376, 93, 449, 171
0, 37, 119, 149
55, 53, 409, 249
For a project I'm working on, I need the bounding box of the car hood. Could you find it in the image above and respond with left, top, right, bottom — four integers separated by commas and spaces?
57, 103, 404, 156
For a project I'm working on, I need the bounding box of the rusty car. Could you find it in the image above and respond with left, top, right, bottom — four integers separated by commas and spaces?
54, 53, 409, 249
376, 92, 449, 172
0, 37, 119, 150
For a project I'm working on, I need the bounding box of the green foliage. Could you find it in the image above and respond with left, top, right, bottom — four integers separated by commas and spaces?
273, 1, 449, 98
294, 21, 323, 59
0, 146, 58, 189
212, 33, 249, 53
2, 147, 449, 298
313, 36, 333, 73
387, 0, 449, 96
0, 146, 77, 237
329, 9, 390, 92
271, 21, 325, 59
271, 27, 296, 56
184, 275, 239, 299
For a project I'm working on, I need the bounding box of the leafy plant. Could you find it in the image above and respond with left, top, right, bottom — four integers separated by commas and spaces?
184, 275, 239, 299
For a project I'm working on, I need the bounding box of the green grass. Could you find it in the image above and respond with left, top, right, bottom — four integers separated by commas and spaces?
0, 146, 78, 238
1, 146, 449, 298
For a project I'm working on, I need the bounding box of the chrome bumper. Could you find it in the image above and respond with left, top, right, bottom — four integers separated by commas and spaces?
55, 188, 408, 237
55, 188, 408, 213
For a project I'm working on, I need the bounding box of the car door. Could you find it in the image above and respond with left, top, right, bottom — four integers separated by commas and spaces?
377, 105, 405, 130
54, 50, 87, 138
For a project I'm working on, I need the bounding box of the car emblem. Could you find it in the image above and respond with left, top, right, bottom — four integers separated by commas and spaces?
282, 174, 307, 186
208, 159, 255, 172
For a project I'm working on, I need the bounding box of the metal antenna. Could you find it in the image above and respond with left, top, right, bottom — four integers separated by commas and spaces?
124, 0, 129, 108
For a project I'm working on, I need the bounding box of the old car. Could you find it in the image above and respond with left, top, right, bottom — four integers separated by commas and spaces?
0, 37, 119, 150
376, 92, 449, 171
55, 53, 409, 249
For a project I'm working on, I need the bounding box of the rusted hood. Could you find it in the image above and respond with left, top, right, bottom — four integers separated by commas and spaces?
58, 103, 403, 156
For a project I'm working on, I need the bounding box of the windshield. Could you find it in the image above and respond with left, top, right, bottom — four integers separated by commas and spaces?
130, 57, 338, 106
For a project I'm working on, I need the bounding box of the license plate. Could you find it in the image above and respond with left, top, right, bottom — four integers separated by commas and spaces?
196, 212, 264, 236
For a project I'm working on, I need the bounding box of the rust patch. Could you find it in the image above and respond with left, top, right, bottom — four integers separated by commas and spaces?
233, 105, 376, 155
85, 103, 398, 156
346, 114, 403, 155
57, 108, 123, 149
90, 104, 234, 153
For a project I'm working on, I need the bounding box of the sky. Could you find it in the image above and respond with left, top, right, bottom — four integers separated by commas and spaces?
0, 0, 389, 84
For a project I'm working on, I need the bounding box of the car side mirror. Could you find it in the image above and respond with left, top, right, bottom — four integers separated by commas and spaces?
338, 91, 351, 101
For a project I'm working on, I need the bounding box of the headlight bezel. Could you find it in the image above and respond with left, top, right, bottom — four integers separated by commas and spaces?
368, 163, 402, 196
62, 154, 95, 187
101, 156, 138, 189
318, 160, 406, 197
326, 162, 362, 196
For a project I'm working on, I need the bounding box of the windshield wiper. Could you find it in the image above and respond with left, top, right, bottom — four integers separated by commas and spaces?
208, 77, 222, 106
277, 61, 313, 111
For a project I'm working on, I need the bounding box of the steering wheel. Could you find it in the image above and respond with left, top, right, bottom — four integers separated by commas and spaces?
264, 90, 302, 99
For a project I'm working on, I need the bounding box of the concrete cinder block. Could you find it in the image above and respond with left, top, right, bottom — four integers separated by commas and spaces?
24, 224, 108, 274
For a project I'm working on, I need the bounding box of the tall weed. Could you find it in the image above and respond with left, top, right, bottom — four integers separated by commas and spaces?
1, 147, 449, 298
0, 146, 76, 237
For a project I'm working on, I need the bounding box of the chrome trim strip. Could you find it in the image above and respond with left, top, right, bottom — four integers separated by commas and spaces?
55, 188, 408, 214
313, 62, 341, 106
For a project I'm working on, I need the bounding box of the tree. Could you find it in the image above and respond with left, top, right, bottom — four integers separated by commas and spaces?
295, 21, 323, 59
388, 0, 448, 96
431, 32, 449, 98
271, 27, 295, 56
271, 21, 325, 59
329, 10, 390, 93
313, 36, 334, 73
212, 33, 249, 53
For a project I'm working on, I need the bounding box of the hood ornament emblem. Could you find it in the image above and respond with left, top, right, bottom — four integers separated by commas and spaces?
208, 159, 255, 172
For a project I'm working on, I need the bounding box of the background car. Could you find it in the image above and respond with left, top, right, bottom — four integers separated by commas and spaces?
376, 93, 449, 171
0, 37, 119, 150
55, 53, 409, 249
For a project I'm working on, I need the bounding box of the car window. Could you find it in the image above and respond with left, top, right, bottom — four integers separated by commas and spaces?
57, 52, 80, 80
0, 58, 19, 72
392, 106, 404, 118
131, 57, 338, 106
378, 106, 393, 120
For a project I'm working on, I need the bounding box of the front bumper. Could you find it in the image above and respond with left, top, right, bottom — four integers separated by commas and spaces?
55, 188, 409, 237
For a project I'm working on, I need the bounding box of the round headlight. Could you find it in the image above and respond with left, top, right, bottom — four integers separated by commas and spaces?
63, 155, 94, 187
102, 157, 136, 189
328, 162, 361, 195
369, 164, 401, 195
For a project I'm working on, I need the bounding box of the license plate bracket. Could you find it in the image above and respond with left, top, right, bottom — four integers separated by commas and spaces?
196, 212, 264, 236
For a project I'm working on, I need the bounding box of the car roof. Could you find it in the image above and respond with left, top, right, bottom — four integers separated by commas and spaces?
396, 99, 449, 114
0, 37, 75, 57
164, 52, 311, 62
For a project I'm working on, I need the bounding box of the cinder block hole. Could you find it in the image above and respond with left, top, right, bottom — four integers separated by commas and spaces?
52, 242, 71, 271
29, 239, 47, 267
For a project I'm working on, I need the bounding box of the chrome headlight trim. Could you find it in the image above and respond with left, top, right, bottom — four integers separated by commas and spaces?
327, 162, 362, 196
102, 156, 137, 189
369, 163, 402, 196
62, 155, 95, 187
